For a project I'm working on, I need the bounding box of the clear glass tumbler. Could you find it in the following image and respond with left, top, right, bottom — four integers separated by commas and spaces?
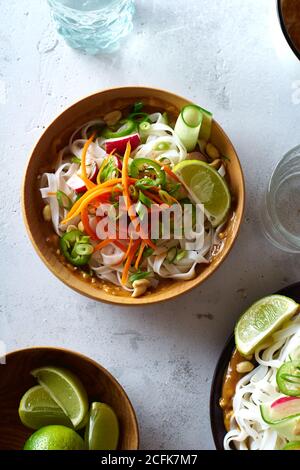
47, 0, 135, 55
261, 144, 300, 253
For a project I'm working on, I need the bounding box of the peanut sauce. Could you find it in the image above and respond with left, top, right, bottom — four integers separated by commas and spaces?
220, 349, 244, 431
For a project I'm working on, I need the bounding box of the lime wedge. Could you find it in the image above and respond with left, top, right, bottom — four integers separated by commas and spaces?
31, 366, 89, 430
19, 385, 72, 430
173, 160, 231, 227
85, 402, 119, 450
235, 295, 299, 355
24, 425, 85, 450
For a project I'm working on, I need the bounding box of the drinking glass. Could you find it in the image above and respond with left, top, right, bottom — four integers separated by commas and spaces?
261, 145, 300, 253
47, 0, 135, 54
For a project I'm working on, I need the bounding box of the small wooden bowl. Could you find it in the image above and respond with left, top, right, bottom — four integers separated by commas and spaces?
0, 347, 139, 450
22, 87, 245, 305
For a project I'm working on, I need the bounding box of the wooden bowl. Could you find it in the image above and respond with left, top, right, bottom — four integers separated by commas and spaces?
210, 282, 300, 450
0, 347, 139, 450
22, 86, 245, 305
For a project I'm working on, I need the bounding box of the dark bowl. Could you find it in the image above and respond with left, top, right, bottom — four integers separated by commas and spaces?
210, 282, 300, 450
277, 0, 300, 60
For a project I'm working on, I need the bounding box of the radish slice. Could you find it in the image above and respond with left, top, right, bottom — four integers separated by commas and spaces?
67, 162, 98, 193
261, 396, 300, 424
105, 133, 141, 155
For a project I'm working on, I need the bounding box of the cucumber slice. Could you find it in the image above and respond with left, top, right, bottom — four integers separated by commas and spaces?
198, 106, 213, 141
277, 361, 300, 397
260, 397, 300, 424
273, 416, 300, 442
174, 105, 203, 152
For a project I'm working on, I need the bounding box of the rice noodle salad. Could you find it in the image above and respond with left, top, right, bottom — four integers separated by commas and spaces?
223, 298, 300, 451
40, 102, 231, 297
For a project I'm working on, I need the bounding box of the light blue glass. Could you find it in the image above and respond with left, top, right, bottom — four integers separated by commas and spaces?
47, 0, 135, 54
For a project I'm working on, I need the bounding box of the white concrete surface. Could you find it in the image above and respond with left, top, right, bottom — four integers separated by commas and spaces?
1, 0, 300, 450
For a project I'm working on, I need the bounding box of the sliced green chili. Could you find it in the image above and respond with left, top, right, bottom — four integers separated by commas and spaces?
128, 112, 150, 123
129, 158, 166, 188
139, 191, 152, 208
56, 190, 73, 211
277, 361, 300, 396
60, 230, 93, 266
102, 119, 136, 139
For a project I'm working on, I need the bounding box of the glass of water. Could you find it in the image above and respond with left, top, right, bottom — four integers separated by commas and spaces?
47, 0, 135, 55
261, 145, 300, 253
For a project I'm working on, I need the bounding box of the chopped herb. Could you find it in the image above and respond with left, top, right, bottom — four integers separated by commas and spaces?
129, 270, 151, 283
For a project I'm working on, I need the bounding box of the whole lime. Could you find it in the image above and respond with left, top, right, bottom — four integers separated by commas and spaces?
24, 425, 85, 450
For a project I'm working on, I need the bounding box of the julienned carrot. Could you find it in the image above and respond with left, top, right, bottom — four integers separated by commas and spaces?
156, 160, 181, 183
97, 149, 117, 185
62, 177, 138, 224
121, 143, 156, 252
143, 190, 164, 205
135, 241, 146, 269
94, 238, 113, 252
121, 239, 140, 285
62, 182, 117, 222
62, 189, 115, 224
97, 156, 109, 184
94, 239, 127, 254
124, 237, 133, 259
113, 240, 127, 253
81, 207, 98, 241
81, 132, 97, 190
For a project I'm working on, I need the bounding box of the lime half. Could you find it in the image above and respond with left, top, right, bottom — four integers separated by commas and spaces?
85, 402, 119, 450
235, 295, 299, 355
24, 425, 85, 450
19, 385, 72, 430
173, 160, 231, 227
31, 366, 89, 429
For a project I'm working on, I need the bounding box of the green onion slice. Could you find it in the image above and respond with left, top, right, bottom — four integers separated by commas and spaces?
129, 270, 151, 283
176, 249, 187, 262
102, 119, 136, 139
74, 243, 94, 256
166, 247, 177, 263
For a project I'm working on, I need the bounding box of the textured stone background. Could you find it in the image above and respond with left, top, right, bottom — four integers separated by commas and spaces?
1, 0, 299, 449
